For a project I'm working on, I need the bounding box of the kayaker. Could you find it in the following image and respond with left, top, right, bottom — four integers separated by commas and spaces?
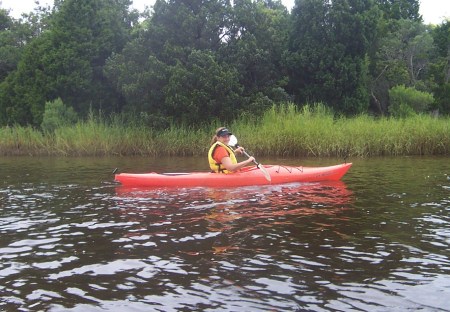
208, 127, 255, 173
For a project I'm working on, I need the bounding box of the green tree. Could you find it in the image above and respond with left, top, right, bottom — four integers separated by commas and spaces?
163, 50, 242, 125
0, 4, 53, 126
147, 0, 231, 62
369, 19, 434, 114
0, 5, 51, 82
287, 0, 379, 114
106, 0, 239, 126
0, 8, 17, 82
220, 0, 290, 106
376, 0, 421, 21
105, 0, 293, 126
429, 21, 450, 114
48, 0, 136, 115
0, 0, 136, 126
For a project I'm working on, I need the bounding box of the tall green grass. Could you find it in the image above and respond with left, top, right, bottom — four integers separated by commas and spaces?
1, 103, 449, 157
0, 126, 51, 155
231, 104, 449, 157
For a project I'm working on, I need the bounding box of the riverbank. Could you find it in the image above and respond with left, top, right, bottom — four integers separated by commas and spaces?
1, 104, 449, 157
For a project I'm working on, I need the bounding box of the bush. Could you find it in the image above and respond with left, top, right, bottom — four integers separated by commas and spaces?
388, 85, 434, 117
41, 98, 78, 133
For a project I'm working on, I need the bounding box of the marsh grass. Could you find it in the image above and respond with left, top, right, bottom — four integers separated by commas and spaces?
1, 103, 449, 157
230, 103, 449, 157
0, 126, 51, 155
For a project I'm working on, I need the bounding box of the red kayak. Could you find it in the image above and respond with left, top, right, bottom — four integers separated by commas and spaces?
114, 163, 352, 188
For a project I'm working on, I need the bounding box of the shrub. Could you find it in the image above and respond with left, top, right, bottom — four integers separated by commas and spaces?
388, 85, 434, 117
41, 98, 78, 133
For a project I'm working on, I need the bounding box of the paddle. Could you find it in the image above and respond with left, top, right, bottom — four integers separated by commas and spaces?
229, 135, 271, 182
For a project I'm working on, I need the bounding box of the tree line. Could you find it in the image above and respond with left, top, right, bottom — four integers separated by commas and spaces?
0, 0, 449, 130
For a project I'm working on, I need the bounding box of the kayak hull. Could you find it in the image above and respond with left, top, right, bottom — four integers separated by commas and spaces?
114, 163, 352, 188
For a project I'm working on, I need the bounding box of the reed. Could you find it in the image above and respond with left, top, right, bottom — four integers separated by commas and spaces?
52, 112, 164, 156
232, 103, 450, 157
0, 126, 51, 155
0, 103, 449, 157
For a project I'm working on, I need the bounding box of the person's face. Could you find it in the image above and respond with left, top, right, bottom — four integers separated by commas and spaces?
218, 134, 230, 143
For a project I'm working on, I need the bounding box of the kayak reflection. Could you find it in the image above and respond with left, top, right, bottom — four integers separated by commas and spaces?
114, 181, 353, 210
112, 182, 354, 255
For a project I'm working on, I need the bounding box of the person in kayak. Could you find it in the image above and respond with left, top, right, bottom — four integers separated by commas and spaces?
208, 127, 255, 173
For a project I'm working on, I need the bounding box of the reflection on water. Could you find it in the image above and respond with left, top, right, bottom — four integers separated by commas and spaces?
0, 156, 449, 311
114, 182, 354, 256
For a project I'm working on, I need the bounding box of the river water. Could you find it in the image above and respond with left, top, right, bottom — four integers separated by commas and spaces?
0, 156, 449, 311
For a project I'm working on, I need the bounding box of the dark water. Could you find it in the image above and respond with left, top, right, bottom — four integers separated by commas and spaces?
0, 156, 449, 311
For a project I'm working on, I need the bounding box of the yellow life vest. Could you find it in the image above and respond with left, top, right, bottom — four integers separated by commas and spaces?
208, 142, 237, 173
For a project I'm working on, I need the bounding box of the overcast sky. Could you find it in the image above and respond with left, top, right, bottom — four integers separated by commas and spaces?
1, 0, 449, 25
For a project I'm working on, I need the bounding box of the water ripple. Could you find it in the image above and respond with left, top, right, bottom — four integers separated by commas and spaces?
1, 157, 450, 311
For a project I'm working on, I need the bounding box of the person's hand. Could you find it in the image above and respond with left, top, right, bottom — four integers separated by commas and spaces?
247, 156, 255, 163
234, 146, 245, 154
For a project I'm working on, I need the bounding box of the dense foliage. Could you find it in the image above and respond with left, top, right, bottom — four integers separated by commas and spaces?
388, 85, 434, 117
0, 0, 449, 129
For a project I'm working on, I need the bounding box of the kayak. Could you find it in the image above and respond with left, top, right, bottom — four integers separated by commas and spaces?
114, 163, 352, 188
115, 163, 352, 188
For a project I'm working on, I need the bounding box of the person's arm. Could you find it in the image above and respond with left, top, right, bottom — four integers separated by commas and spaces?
220, 155, 255, 172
